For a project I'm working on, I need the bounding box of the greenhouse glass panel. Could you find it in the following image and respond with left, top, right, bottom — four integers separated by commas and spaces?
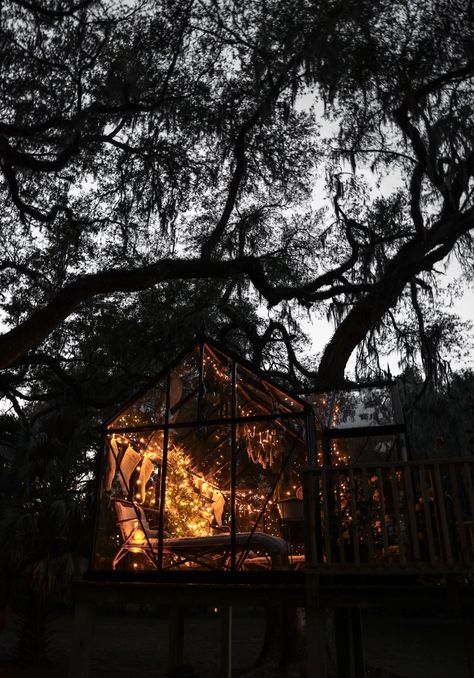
108, 378, 168, 429
236, 364, 305, 417
201, 345, 233, 420
235, 420, 307, 570
93, 430, 162, 572
92, 339, 310, 577
309, 387, 395, 429
160, 426, 231, 570
168, 346, 200, 424
330, 434, 400, 465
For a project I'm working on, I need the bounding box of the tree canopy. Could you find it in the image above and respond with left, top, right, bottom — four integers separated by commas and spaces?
1, 1, 474, 655
0, 0, 473, 409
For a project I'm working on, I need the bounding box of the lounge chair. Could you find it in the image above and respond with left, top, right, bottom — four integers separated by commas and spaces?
112, 499, 158, 569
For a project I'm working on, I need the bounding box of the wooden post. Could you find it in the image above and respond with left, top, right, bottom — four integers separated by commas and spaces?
433, 462, 453, 566
303, 470, 320, 567
390, 380, 408, 461
68, 601, 96, 678
168, 605, 185, 674
305, 606, 327, 678
305, 572, 327, 678
461, 606, 474, 678
219, 606, 232, 678
335, 608, 366, 678
360, 468, 375, 562
335, 608, 351, 678
351, 608, 366, 678
448, 464, 469, 566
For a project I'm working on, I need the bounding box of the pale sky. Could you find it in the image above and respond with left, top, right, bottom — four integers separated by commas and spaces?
291, 100, 474, 376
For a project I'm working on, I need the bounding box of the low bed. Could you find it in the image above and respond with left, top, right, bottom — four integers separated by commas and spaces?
111, 499, 291, 571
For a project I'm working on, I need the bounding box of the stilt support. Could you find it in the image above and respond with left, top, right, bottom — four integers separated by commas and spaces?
305, 606, 328, 678
168, 605, 186, 674
68, 601, 96, 678
335, 608, 366, 678
219, 606, 233, 678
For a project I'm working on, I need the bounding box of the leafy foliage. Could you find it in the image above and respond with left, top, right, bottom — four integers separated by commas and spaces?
400, 370, 474, 459
0, 2, 473, 661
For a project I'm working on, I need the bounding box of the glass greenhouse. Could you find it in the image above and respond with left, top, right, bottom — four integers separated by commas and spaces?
308, 385, 406, 466
91, 339, 314, 575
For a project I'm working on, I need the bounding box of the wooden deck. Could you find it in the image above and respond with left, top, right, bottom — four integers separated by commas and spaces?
303, 457, 474, 576
70, 574, 474, 678
69, 456, 474, 678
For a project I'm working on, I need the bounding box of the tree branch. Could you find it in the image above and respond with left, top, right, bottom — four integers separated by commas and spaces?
0, 257, 258, 369
11, 0, 95, 18
0, 251, 382, 371
0, 133, 81, 173
201, 51, 300, 258
200, 114, 254, 258
2, 162, 73, 223
317, 207, 474, 386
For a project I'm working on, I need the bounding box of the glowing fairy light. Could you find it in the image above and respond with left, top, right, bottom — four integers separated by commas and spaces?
164, 445, 214, 538
103, 346, 310, 570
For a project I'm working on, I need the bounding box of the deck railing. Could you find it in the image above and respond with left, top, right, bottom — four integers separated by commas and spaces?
303, 457, 474, 574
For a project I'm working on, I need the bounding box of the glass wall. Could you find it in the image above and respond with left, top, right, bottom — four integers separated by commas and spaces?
92, 340, 310, 575
306, 385, 403, 465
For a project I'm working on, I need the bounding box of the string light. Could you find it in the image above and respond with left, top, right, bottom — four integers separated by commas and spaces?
102, 347, 308, 567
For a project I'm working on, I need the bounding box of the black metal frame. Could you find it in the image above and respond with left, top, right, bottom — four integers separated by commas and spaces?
307, 382, 407, 465
89, 337, 405, 580
101, 335, 309, 429
90, 337, 313, 580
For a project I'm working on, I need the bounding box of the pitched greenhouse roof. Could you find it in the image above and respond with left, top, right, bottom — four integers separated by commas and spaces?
104, 337, 310, 430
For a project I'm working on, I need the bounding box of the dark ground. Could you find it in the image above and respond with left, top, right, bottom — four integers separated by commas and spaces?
0, 606, 472, 678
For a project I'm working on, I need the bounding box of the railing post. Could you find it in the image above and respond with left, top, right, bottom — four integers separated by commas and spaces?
305, 605, 328, 678
306, 409, 318, 467
168, 605, 185, 674
219, 606, 233, 678
303, 457, 473, 575
303, 469, 319, 567
390, 380, 408, 461
433, 462, 454, 566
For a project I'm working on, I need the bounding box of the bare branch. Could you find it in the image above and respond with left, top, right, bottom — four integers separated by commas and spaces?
2, 162, 73, 223
0, 133, 81, 173
10, 0, 95, 19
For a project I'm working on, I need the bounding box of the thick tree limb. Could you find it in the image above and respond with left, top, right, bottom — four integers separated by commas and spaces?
0, 133, 81, 173
317, 207, 474, 386
0, 98, 181, 139
0, 258, 261, 369
411, 59, 474, 104
11, 0, 95, 18
0, 251, 399, 371
200, 115, 254, 258
408, 163, 425, 236
0, 260, 44, 281
410, 280, 433, 383
7, 197, 468, 376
